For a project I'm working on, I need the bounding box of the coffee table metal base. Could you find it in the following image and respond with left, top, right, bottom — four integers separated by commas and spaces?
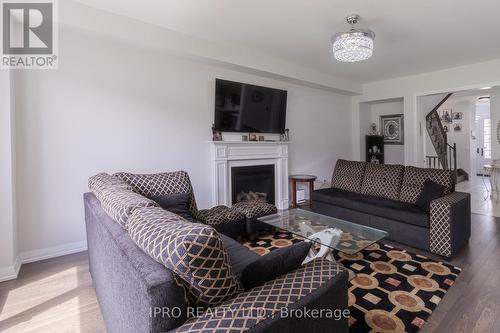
300, 227, 355, 280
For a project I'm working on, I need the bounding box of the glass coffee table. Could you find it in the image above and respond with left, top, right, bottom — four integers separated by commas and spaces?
258, 209, 389, 277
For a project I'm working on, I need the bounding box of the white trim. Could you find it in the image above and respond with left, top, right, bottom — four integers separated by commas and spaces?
0, 240, 87, 282
19, 240, 88, 264
0, 256, 21, 283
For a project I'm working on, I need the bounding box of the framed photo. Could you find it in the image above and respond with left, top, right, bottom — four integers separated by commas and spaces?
440, 109, 452, 123
453, 123, 462, 132
380, 114, 404, 145
249, 133, 258, 141
452, 112, 463, 121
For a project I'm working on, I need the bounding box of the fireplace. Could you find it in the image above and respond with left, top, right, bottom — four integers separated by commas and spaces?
209, 141, 289, 209
231, 164, 275, 204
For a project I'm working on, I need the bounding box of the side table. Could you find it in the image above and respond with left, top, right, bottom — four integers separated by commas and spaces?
289, 174, 317, 208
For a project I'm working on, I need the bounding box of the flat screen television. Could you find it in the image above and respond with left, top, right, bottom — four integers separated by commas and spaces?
214, 79, 287, 133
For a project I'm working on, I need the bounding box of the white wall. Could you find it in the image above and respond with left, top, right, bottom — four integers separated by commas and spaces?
368, 100, 405, 164
491, 87, 500, 161
0, 70, 18, 281
12, 21, 352, 255
352, 58, 500, 167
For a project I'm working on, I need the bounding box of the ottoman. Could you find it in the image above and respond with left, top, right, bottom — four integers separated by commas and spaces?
197, 205, 246, 239
231, 200, 278, 238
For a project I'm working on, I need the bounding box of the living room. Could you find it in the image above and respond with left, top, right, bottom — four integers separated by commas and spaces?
1, 1, 499, 332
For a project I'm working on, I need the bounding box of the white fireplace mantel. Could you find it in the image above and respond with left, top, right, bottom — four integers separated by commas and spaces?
209, 141, 290, 209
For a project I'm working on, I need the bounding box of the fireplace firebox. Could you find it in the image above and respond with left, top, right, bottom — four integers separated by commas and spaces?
231, 165, 275, 204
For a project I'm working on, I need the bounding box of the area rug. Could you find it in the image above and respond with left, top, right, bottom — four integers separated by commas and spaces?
241, 231, 461, 333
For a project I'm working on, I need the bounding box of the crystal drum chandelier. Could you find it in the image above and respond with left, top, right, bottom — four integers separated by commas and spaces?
332, 14, 375, 62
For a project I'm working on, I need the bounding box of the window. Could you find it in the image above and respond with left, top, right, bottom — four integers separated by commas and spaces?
484, 119, 491, 159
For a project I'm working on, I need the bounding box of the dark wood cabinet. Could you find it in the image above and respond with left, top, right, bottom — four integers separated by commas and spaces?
366, 135, 385, 164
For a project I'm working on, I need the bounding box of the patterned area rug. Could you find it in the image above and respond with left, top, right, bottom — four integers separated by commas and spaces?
242, 231, 461, 333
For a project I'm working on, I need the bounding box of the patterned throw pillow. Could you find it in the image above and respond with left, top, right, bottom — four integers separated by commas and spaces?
114, 171, 199, 218
88, 172, 133, 200
360, 163, 405, 201
98, 187, 158, 228
128, 206, 242, 308
330, 159, 367, 193
399, 166, 454, 203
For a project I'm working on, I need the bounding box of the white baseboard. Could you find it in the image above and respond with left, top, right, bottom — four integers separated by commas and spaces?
19, 240, 88, 264
0, 240, 87, 282
0, 256, 21, 283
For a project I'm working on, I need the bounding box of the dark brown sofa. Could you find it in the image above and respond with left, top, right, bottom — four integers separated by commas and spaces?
312, 160, 471, 258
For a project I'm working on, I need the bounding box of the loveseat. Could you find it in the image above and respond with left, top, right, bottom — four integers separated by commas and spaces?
84, 171, 349, 333
312, 160, 471, 258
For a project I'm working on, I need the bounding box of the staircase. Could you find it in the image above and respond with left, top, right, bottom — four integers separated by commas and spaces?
425, 93, 468, 183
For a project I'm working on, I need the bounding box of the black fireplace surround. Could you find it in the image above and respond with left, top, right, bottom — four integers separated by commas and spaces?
231, 164, 275, 204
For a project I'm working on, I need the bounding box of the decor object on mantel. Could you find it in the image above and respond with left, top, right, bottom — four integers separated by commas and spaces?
332, 14, 375, 62
212, 124, 222, 141
280, 128, 290, 142
365, 135, 384, 164
380, 114, 404, 145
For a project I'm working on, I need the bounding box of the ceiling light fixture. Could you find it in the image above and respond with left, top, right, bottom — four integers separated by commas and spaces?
332, 14, 375, 62
480, 86, 492, 90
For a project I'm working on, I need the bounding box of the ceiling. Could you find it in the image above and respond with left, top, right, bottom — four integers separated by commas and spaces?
447, 87, 494, 104
75, 0, 500, 83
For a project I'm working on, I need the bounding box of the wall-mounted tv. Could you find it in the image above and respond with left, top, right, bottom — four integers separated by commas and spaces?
214, 79, 287, 133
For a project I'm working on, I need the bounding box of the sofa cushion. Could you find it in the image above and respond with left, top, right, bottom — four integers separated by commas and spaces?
313, 188, 429, 228
97, 187, 159, 228
415, 180, 446, 212
114, 171, 199, 218
198, 206, 245, 226
198, 206, 246, 239
330, 159, 367, 193
128, 206, 242, 308
399, 166, 454, 203
148, 193, 194, 222
240, 241, 312, 290
231, 200, 277, 220
88, 172, 133, 199
219, 234, 259, 276
360, 163, 405, 201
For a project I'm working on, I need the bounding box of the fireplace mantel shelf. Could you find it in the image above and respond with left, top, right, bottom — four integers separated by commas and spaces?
208, 141, 291, 144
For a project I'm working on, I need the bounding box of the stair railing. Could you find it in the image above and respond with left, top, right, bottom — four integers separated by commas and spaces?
425, 93, 458, 181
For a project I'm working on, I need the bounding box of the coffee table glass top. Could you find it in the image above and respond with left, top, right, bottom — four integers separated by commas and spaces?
258, 209, 389, 254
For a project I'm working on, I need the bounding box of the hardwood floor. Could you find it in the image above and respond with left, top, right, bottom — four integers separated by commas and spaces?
0, 213, 499, 333
0, 252, 105, 333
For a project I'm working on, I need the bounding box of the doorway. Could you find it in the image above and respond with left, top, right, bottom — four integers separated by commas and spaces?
474, 100, 491, 175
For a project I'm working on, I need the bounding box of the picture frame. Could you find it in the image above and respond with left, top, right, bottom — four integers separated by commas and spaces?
440, 109, 452, 123
453, 123, 462, 132
380, 114, 404, 145
452, 112, 463, 121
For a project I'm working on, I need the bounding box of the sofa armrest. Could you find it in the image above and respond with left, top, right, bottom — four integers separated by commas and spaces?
173, 258, 349, 333
84, 193, 189, 333
429, 191, 471, 258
